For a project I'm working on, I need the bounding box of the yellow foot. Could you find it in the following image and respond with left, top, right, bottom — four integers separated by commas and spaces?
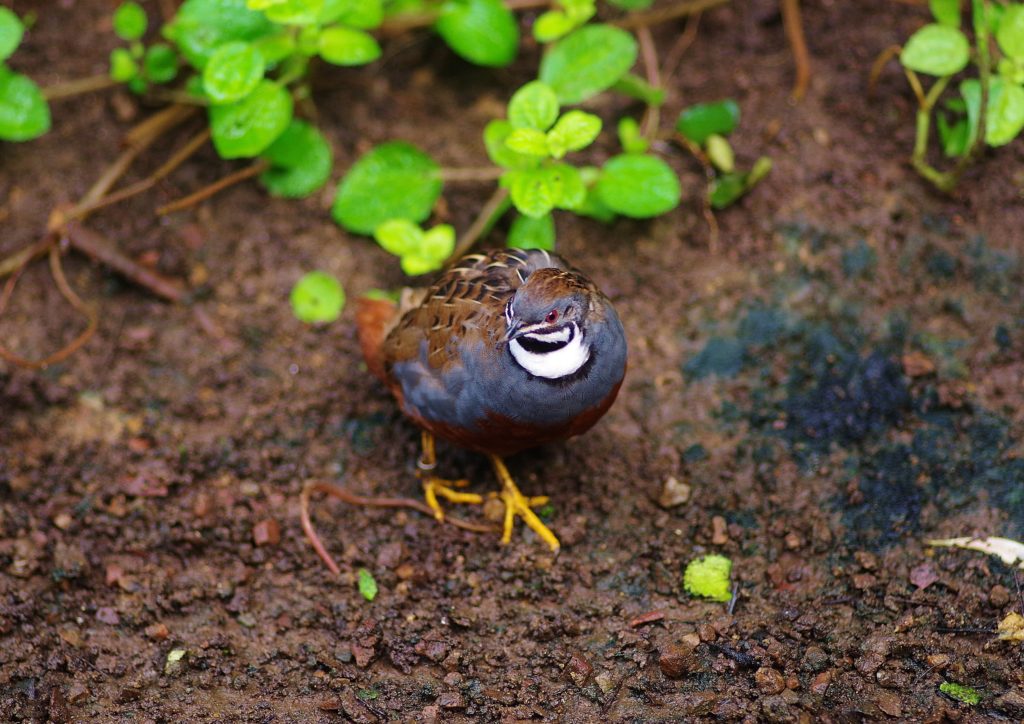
421, 476, 483, 521
489, 455, 561, 552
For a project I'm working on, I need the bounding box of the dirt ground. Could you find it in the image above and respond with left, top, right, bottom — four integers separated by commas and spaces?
2, 0, 1024, 721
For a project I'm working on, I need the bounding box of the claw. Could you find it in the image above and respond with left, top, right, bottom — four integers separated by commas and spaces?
489, 455, 561, 551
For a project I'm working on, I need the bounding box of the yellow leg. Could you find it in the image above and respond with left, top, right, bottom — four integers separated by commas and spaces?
418, 431, 483, 521
488, 455, 561, 552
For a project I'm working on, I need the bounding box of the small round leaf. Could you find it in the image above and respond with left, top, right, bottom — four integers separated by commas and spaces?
676, 99, 739, 145
508, 81, 559, 131
143, 44, 179, 83
900, 24, 970, 76
508, 212, 555, 250
436, 0, 519, 68
484, 119, 537, 169
374, 219, 423, 257
929, 0, 960, 27
421, 224, 455, 261
0, 67, 51, 141
209, 79, 292, 158
203, 41, 264, 104
0, 7, 24, 63
113, 2, 148, 41
533, 10, 576, 43
508, 167, 561, 218
997, 4, 1024, 60
332, 142, 442, 234
110, 48, 139, 83
546, 110, 601, 158
705, 134, 735, 173
986, 77, 1024, 146
539, 24, 637, 104
318, 26, 381, 66
163, 0, 275, 70
596, 153, 680, 218
291, 270, 345, 324
505, 127, 550, 157
259, 119, 333, 198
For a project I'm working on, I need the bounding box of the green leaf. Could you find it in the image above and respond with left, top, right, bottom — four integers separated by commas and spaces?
550, 163, 585, 210
291, 270, 345, 323
960, 78, 982, 148
508, 212, 555, 250
508, 81, 559, 131
939, 682, 981, 705
539, 24, 638, 104
0, 7, 24, 63
420, 224, 455, 260
318, 26, 381, 65
164, 0, 274, 69
709, 172, 745, 209
332, 142, 442, 234
705, 134, 734, 173
209, 79, 292, 158
900, 23, 970, 76
375, 219, 423, 256
677, 99, 739, 144
251, 0, 324, 25
143, 44, 179, 83
929, 0, 960, 27
683, 554, 733, 602
484, 119, 538, 169
253, 32, 296, 64
617, 116, 648, 154
937, 113, 969, 156
0, 67, 51, 141
611, 72, 666, 106
986, 76, 1024, 146
534, 11, 578, 43
508, 167, 562, 218
596, 153, 680, 218
436, 0, 519, 68
320, 0, 382, 28
546, 110, 601, 158
748, 156, 772, 186
505, 127, 550, 157
259, 119, 333, 197
575, 167, 616, 222
110, 48, 139, 83
203, 41, 265, 104
114, 2, 148, 41
997, 4, 1024, 59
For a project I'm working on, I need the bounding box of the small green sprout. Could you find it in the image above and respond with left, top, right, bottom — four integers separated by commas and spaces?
533, 0, 595, 43
291, 271, 345, 324
676, 99, 771, 210
683, 554, 733, 603
357, 567, 378, 601
939, 681, 981, 705
109, 2, 178, 94
0, 8, 51, 142
896, 0, 1024, 191
374, 219, 455, 276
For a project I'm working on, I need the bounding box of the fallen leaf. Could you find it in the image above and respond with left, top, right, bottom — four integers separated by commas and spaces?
927, 536, 1024, 569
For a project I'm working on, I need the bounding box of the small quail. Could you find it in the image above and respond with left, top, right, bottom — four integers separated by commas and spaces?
356, 248, 627, 550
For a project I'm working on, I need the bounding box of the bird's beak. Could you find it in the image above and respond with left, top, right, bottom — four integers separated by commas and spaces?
503, 319, 523, 342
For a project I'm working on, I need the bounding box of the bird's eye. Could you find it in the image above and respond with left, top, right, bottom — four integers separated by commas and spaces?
545, 309, 559, 323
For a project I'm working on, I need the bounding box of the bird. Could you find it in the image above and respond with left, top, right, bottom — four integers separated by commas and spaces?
355, 247, 627, 551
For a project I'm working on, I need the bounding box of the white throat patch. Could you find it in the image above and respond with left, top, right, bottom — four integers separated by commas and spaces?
509, 324, 591, 379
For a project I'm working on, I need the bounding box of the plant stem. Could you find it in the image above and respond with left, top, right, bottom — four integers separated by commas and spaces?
42, 74, 119, 100
637, 26, 662, 139
448, 186, 511, 262
781, 0, 811, 101
615, 0, 728, 30
439, 167, 505, 182
868, 44, 903, 97
156, 160, 270, 215
909, 74, 954, 191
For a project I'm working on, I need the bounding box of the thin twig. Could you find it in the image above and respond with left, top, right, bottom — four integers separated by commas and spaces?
301, 480, 496, 576
781, 0, 811, 101
637, 26, 662, 139
156, 160, 269, 215
661, 11, 702, 88
439, 167, 505, 182
64, 222, 185, 303
70, 127, 212, 219
42, 74, 119, 101
123, 104, 198, 149
448, 186, 511, 262
868, 44, 903, 97
614, 0, 728, 30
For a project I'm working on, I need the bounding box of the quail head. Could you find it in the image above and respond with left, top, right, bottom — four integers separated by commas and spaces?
355, 248, 627, 550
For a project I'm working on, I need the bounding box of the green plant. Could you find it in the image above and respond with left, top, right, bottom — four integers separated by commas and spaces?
683, 553, 733, 602
333, 21, 694, 271
108, 1, 179, 94
939, 682, 982, 705
291, 270, 345, 323
898, 0, 1024, 190
676, 99, 772, 210
0, 7, 51, 141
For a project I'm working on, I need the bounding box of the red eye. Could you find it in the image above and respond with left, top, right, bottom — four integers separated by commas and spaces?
545, 309, 559, 323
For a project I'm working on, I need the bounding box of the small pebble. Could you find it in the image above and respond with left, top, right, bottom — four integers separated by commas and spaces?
989, 584, 1010, 608
253, 519, 280, 547
658, 476, 691, 508
755, 667, 786, 695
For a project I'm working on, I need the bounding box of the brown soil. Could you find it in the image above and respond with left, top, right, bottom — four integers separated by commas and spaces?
3, 1, 1023, 721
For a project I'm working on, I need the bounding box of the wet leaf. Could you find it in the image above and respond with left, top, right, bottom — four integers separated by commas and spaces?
203, 41, 265, 104
164, 0, 274, 69
290, 271, 345, 323
318, 26, 381, 65
209, 79, 292, 158
436, 0, 518, 67
260, 119, 333, 197
539, 24, 637, 104
0, 67, 51, 141
508, 80, 559, 131
596, 153, 680, 218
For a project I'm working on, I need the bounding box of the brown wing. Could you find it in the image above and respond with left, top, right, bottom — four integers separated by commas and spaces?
380, 249, 569, 377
